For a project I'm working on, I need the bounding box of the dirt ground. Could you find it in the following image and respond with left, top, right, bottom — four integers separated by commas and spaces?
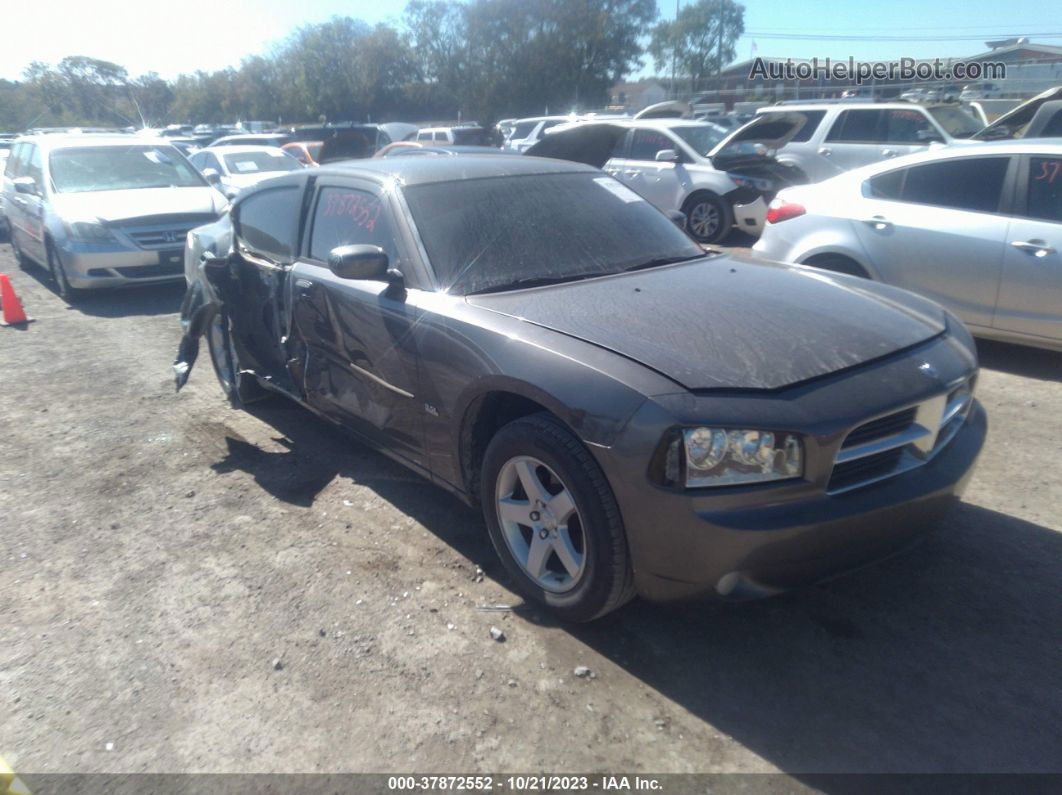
1, 239, 1061, 780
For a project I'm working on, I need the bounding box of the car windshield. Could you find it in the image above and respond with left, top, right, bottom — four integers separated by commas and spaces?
671, 125, 726, 157
223, 150, 301, 174
49, 145, 205, 193
510, 121, 538, 139
928, 106, 983, 139
404, 172, 705, 295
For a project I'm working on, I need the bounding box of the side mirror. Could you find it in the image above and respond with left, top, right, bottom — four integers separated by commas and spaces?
328, 244, 399, 284
916, 129, 944, 143
202, 169, 220, 183
13, 176, 37, 196
665, 209, 687, 231
655, 149, 680, 163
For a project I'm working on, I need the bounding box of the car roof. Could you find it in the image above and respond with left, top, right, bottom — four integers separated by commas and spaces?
757, 103, 953, 112
14, 134, 179, 151
202, 144, 291, 155
820, 139, 1062, 183
258, 154, 597, 190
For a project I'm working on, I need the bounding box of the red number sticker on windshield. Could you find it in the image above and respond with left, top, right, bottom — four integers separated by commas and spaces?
322, 191, 381, 232
1033, 159, 1062, 184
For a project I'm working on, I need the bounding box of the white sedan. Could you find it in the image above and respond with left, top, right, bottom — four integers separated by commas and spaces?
753, 141, 1062, 351
189, 145, 303, 198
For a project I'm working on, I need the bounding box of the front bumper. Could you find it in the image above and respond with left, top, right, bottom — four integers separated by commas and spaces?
59, 241, 185, 289
627, 401, 985, 602
731, 195, 767, 237
590, 330, 984, 603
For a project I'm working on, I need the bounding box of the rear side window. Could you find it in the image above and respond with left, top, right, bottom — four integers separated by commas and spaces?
784, 111, 826, 143
309, 186, 396, 263
882, 109, 934, 144
901, 157, 1010, 213
825, 109, 882, 143
866, 168, 905, 199
236, 185, 302, 263
629, 129, 674, 161
1026, 157, 1062, 223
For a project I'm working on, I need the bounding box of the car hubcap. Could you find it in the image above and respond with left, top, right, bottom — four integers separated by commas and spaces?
495, 456, 586, 593
688, 201, 719, 239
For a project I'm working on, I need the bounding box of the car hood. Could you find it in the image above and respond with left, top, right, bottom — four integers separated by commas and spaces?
50, 186, 226, 224
524, 122, 627, 169
974, 85, 1062, 140
223, 172, 289, 188
467, 255, 947, 391
709, 112, 809, 160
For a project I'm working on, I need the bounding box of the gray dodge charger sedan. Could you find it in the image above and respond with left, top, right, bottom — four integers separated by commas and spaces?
174, 155, 986, 622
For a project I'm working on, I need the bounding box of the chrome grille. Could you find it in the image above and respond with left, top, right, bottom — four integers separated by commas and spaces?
118, 214, 217, 250
828, 380, 973, 495
123, 226, 196, 249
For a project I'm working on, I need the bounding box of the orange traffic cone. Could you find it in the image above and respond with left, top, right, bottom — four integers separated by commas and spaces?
0, 274, 32, 326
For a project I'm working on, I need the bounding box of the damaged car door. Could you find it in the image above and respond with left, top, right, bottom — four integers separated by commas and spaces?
288, 179, 426, 467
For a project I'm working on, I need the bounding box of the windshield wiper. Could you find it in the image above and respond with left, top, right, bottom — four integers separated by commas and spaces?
466, 273, 603, 295
620, 253, 706, 273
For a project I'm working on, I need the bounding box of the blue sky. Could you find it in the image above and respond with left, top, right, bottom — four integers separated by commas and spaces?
3, 0, 1059, 81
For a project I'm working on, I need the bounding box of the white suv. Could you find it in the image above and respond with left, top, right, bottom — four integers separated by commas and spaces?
527, 118, 807, 243
744, 102, 984, 182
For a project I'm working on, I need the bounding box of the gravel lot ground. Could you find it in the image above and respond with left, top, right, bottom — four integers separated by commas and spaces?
1, 238, 1061, 779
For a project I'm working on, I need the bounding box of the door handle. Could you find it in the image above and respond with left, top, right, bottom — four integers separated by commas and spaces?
881, 148, 898, 157
862, 215, 892, 230
817, 147, 832, 156
1011, 239, 1056, 257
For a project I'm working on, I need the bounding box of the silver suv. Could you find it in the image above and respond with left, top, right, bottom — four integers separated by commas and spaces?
2, 135, 227, 299
744, 102, 984, 182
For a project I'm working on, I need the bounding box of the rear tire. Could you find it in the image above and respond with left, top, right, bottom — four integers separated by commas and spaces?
682, 192, 732, 245
480, 413, 636, 622
803, 254, 869, 279
206, 309, 269, 406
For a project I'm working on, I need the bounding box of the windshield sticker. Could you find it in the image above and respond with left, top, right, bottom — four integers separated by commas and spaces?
233, 161, 259, 172
594, 177, 643, 203
322, 191, 382, 232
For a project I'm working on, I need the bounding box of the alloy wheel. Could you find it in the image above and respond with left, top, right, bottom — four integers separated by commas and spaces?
688, 200, 720, 240
495, 456, 587, 593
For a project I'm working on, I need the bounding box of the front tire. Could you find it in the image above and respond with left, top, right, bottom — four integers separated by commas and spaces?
206, 309, 269, 406
46, 239, 81, 302
682, 192, 732, 245
480, 413, 635, 622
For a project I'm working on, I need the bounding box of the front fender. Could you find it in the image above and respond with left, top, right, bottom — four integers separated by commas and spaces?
173, 254, 231, 390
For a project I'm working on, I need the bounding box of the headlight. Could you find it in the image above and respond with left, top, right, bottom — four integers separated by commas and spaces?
727, 173, 773, 192
661, 427, 803, 488
65, 220, 114, 242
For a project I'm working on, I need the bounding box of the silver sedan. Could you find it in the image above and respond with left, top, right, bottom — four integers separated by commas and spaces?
753, 140, 1062, 351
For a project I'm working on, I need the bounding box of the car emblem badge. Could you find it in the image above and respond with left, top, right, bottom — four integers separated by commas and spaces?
918, 362, 939, 379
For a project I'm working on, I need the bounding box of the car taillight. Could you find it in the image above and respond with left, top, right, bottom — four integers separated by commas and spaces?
766, 200, 806, 224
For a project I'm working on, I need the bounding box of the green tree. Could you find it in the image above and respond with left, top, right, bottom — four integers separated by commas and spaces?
648, 0, 745, 93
